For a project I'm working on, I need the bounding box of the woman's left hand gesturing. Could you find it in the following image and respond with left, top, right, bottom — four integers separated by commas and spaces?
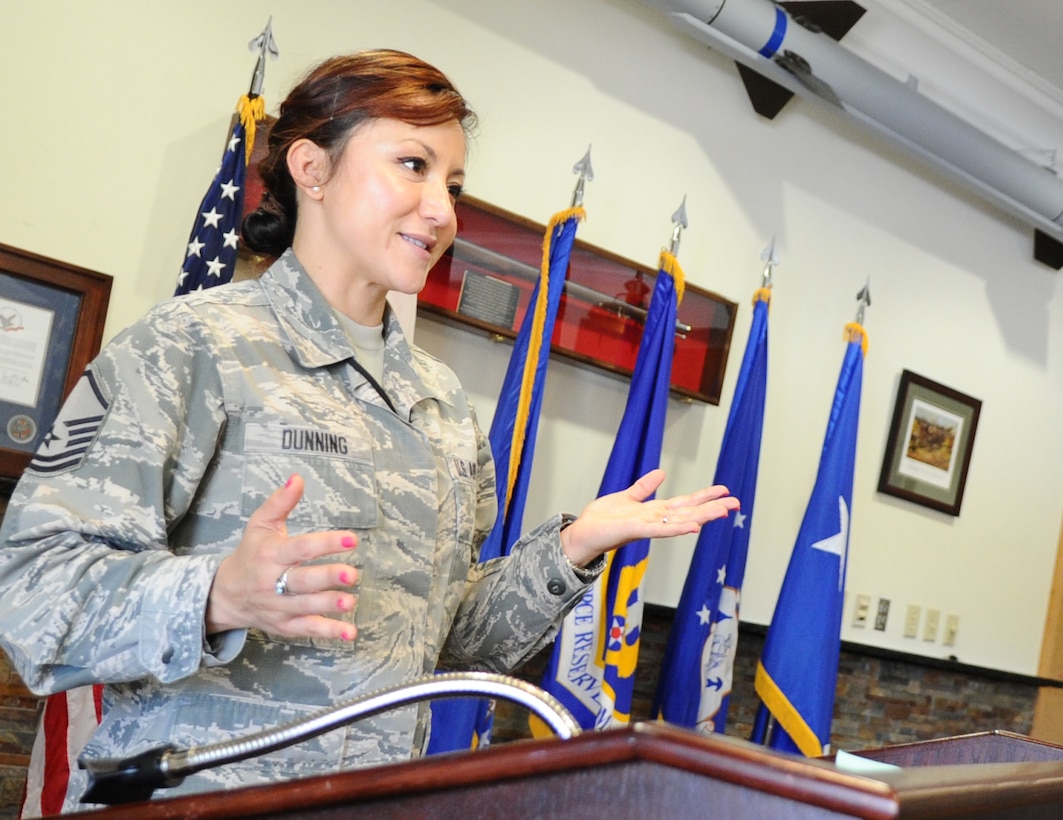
559, 468, 740, 568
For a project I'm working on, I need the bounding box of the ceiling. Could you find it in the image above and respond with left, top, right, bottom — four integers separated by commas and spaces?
915, 0, 1063, 96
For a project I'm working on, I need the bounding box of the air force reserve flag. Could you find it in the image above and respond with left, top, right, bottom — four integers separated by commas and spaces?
751, 323, 867, 756
655, 287, 770, 733
537, 250, 684, 731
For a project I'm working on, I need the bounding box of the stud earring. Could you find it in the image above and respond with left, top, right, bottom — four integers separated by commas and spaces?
312, 185, 321, 193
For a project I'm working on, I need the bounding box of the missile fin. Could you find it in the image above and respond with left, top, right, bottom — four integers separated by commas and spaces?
735, 63, 794, 120
1034, 230, 1063, 270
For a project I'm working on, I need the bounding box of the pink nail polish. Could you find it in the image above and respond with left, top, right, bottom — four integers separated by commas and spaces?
340, 571, 351, 585
342, 536, 356, 549
285, 475, 295, 489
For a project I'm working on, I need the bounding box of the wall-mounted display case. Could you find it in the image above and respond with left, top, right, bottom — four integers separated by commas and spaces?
418, 196, 737, 405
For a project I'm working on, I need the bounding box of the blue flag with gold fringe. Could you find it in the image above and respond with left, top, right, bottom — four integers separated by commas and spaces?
750, 323, 866, 756
654, 287, 770, 733
535, 252, 683, 731
427, 206, 584, 754
482, 206, 584, 561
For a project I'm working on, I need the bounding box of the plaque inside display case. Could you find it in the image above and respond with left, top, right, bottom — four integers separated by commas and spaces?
418, 197, 737, 404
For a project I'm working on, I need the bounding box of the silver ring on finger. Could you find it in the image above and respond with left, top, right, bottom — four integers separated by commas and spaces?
662, 516, 669, 524
275, 567, 293, 596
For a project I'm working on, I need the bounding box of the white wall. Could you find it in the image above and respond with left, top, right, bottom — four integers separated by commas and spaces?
3, 0, 1062, 676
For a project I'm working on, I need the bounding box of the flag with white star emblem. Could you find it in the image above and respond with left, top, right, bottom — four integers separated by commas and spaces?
750, 322, 867, 756
535, 251, 683, 731
174, 93, 264, 295
654, 287, 770, 734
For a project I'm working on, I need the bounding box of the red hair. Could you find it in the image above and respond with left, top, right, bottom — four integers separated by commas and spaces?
243, 49, 476, 256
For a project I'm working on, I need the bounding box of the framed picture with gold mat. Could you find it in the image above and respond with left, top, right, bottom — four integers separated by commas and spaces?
878, 369, 981, 516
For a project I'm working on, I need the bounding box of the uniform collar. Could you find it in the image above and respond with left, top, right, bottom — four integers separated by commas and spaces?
260, 249, 452, 418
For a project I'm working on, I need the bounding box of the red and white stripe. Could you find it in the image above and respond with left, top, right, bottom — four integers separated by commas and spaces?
21, 685, 102, 818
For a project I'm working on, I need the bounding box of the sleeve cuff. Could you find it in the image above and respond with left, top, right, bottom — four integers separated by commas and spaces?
203, 627, 247, 666
558, 513, 606, 583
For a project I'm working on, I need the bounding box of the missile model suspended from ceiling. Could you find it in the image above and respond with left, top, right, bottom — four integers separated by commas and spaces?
643, 0, 1063, 269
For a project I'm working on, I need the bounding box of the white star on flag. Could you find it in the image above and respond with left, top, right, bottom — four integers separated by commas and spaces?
810, 495, 850, 591
206, 257, 226, 278
697, 604, 713, 625
201, 208, 223, 228
733, 511, 747, 528
716, 565, 727, 584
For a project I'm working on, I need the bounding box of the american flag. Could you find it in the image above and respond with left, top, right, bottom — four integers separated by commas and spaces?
21, 92, 266, 818
21, 686, 102, 817
174, 93, 264, 295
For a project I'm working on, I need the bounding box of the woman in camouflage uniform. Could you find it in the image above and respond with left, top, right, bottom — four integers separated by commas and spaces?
0, 49, 738, 809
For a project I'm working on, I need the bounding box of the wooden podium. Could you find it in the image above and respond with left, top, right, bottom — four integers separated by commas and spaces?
69, 723, 1063, 819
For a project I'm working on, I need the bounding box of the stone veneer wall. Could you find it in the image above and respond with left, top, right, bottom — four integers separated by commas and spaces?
491, 604, 1042, 749
0, 588, 1046, 819
0, 663, 36, 815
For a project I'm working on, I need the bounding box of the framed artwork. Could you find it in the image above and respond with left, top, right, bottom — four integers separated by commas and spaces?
877, 369, 981, 516
418, 196, 738, 404
0, 243, 112, 480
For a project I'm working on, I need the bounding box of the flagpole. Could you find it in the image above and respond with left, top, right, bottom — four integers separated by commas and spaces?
854, 279, 871, 325
537, 197, 685, 733
654, 239, 773, 735
247, 17, 279, 98
751, 283, 870, 754
751, 706, 774, 746
430, 150, 591, 754
668, 196, 688, 256
761, 238, 778, 288
174, 21, 279, 296
495, 147, 592, 531
571, 145, 594, 207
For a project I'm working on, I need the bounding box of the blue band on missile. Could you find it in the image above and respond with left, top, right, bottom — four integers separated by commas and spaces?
758, 6, 787, 58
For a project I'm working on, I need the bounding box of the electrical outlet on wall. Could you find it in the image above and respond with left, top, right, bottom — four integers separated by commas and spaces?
852, 594, 871, 628
874, 598, 890, 631
903, 604, 921, 638
924, 608, 941, 642
943, 614, 959, 646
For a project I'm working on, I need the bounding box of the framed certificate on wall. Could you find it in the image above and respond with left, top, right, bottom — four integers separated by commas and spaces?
0, 243, 112, 480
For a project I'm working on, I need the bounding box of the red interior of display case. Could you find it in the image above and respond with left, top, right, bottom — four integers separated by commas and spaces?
417, 197, 737, 404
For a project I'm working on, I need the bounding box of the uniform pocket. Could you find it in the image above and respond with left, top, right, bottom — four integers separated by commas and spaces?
240, 420, 378, 530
